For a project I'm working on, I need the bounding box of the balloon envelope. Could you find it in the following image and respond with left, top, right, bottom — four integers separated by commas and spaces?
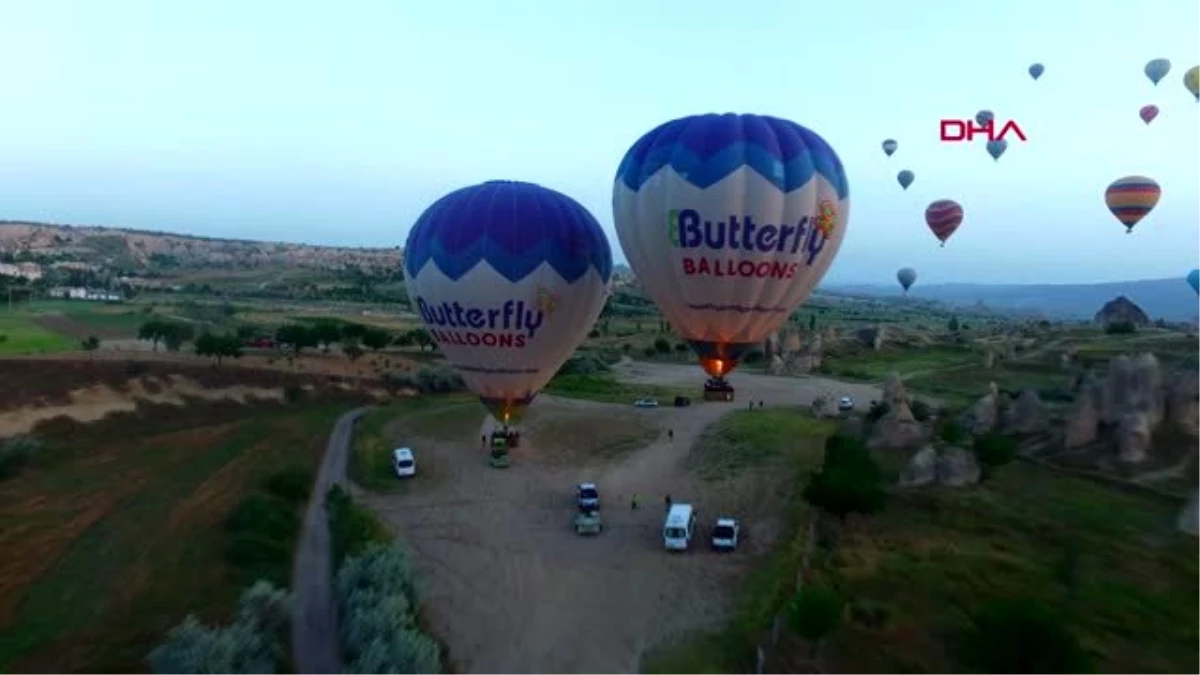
1139, 105, 1159, 124
1145, 58, 1171, 85
1104, 176, 1161, 233
975, 110, 995, 126
612, 113, 850, 379
986, 139, 1007, 161
1029, 63, 1044, 80
897, 170, 915, 190
925, 199, 963, 246
882, 139, 898, 157
404, 180, 613, 422
1185, 66, 1200, 101
897, 267, 917, 292
1188, 269, 1200, 295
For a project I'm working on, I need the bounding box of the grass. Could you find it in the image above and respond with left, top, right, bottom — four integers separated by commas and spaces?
905, 362, 1067, 409
545, 372, 693, 404
0, 402, 347, 673
804, 463, 1198, 673
642, 410, 837, 674
349, 394, 476, 491
824, 347, 978, 381
0, 314, 76, 354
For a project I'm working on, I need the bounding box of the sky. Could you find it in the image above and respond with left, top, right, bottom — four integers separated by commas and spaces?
1, 0, 1197, 285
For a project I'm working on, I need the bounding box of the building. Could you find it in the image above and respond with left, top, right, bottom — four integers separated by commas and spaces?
46, 286, 123, 302
0, 262, 44, 281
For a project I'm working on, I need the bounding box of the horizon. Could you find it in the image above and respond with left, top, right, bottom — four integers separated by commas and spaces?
1, 0, 1197, 286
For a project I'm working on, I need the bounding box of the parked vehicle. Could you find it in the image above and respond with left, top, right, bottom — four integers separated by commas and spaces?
576, 482, 599, 511
392, 447, 416, 478
838, 395, 855, 411
634, 398, 659, 408
574, 509, 602, 535
710, 517, 740, 551
663, 503, 697, 551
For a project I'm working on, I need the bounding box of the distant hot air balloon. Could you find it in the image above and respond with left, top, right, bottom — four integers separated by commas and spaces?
882, 139, 898, 157
897, 267, 917, 294
1185, 66, 1200, 101
1029, 63, 1045, 80
986, 139, 1008, 161
613, 113, 850, 383
1104, 176, 1161, 234
1145, 58, 1171, 85
1139, 105, 1160, 124
897, 170, 915, 190
1187, 269, 1199, 295
925, 199, 963, 247
975, 110, 995, 127
404, 180, 612, 424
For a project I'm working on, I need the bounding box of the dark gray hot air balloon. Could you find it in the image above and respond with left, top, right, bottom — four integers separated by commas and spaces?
897, 267, 917, 295
897, 170, 915, 190
882, 139, 898, 157
1029, 63, 1045, 80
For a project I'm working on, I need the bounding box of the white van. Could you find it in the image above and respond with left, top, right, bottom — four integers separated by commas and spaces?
663, 503, 697, 551
392, 447, 416, 478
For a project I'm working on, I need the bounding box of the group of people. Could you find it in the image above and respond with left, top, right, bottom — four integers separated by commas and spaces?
629, 493, 673, 510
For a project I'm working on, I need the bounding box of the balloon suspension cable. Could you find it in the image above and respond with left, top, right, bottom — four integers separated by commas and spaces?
939, 241, 946, 248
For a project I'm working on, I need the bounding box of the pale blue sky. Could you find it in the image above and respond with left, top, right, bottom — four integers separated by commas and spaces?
1, 0, 1197, 284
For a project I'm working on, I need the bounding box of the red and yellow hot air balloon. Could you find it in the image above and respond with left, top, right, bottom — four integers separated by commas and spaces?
1104, 176, 1161, 234
925, 199, 963, 247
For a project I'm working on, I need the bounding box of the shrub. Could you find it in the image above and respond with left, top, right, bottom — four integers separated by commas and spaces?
743, 348, 765, 364
556, 353, 610, 377
787, 584, 844, 658
384, 366, 467, 395
973, 432, 1018, 480
642, 346, 657, 358
265, 466, 313, 504
653, 337, 671, 354
958, 599, 1090, 673
865, 400, 890, 424
909, 398, 932, 422
802, 435, 886, 521
327, 485, 392, 568
1104, 321, 1137, 335
225, 493, 299, 541
936, 418, 967, 445
0, 435, 40, 480
283, 383, 306, 403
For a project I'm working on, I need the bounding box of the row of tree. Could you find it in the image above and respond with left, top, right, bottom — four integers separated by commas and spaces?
138, 318, 438, 362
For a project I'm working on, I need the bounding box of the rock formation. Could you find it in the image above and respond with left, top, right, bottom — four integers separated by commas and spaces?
968, 382, 1000, 435
1167, 371, 1200, 439
1064, 374, 1100, 448
1004, 388, 1049, 435
1116, 411, 1152, 464
898, 445, 981, 487
868, 374, 928, 450
1093, 295, 1150, 328
1178, 490, 1199, 536
898, 446, 938, 487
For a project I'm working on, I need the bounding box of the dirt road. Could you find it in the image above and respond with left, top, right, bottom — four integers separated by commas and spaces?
358, 362, 879, 674
291, 406, 369, 675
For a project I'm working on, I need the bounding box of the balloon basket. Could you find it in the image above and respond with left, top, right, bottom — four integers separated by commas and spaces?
488, 449, 511, 469
703, 378, 736, 402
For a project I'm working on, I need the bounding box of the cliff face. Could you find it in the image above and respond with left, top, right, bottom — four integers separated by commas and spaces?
0, 221, 402, 273
1094, 295, 1150, 327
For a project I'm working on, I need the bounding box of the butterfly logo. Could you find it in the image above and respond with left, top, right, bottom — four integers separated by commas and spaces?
813, 201, 838, 238
535, 285, 558, 316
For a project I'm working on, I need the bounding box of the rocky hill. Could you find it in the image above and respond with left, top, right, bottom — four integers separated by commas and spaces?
0, 221, 402, 273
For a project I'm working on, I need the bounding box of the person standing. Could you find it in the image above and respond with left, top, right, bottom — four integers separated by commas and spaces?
667, 429, 674, 442
664, 494, 673, 510
630, 493, 640, 510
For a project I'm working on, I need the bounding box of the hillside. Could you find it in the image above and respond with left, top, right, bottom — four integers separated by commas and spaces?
827, 278, 1199, 322
0, 221, 402, 273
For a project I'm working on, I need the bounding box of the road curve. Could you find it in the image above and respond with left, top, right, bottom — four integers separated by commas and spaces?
291, 406, 370, 675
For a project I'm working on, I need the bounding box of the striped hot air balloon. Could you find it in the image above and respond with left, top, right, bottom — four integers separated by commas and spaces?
925, 199, 963, 247
1104, 176, 1161, 234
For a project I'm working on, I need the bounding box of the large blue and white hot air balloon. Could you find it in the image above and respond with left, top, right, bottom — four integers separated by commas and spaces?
1187, 269, 1199, 295
612, 113, 849, 382
404, 180, 612, 423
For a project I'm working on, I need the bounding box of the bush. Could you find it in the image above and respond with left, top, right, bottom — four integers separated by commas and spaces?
556, 353, 610, 377
0, 435, 40, 480
265, 466, 314, 504
973, 432, 1018, 480
936, 418, 967, 445
959, 599, 1091, 673
909, 398, 932, 422
1104, 321, 1137, 335
327, 485, 392, 569
642, 346, 657, 358
225, 494, 299, 541
147, 581, 291, 674
787, 584, 844, 657
653, 337, 671, 354
865, 400, 890, 424
802, 435, 886, 521
337, 542, 442, 673
283, 383, 306, 403
743, 348, 765, 364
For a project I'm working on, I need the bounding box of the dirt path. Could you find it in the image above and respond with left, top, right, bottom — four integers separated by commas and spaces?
356, 361, 881, 674
291, 406, 369, 675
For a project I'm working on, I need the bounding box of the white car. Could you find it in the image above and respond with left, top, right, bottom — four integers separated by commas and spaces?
392, 447, 416, 478
838, 396, 855, 411
711, 517, 740, 551
634, 398, 659, 408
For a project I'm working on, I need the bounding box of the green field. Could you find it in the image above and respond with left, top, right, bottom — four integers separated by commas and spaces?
545, 372, 694, 404
0, 314, 76, 354
0, 402, 347, 673
349, 394, 476, 491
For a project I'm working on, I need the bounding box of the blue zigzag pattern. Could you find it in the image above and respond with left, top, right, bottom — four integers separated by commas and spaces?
615, 114, 849, 199
405, 181, 613, 284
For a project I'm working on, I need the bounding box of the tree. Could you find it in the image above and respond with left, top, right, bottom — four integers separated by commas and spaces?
947, 315, 960, 332
973, 432, 1018, 481
340, 322, 368, 342
275, 324, 318, 355
163, 323, 194, 352
407, 328, 433, 352
311, 321, 343, 350
361, 328, 391, 352
787, 584, 844, 658
802, 434, 886, 522
80, 335, 100, 358
653, 337, 671, 354
392, 331, 414, 348
343, 340, 364, 362
195, 333, 243, 366
809, 314, 817, 330
959, 599, 1090, 673
137, 319, 168, 351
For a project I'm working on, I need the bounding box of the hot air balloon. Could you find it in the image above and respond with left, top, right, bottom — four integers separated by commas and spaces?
925, 199, 963, 247
975, 110, 995, 126
882, 139, 898, 157
404, 180, 612, 424
1139, 105, 1159, 124
1104, 176, 1161, 234
1187, 269, 1199, 295
1029, 63, 1045, 80
986, 139, 1007, 161
897, 267, 917, 294
612, 113, 849, 386
897, 170, 915, 190
1145, 58, 1171, 85
1185, 66, 1199, 101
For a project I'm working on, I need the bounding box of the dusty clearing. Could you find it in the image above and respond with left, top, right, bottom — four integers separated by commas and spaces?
358, 362, 879, 673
